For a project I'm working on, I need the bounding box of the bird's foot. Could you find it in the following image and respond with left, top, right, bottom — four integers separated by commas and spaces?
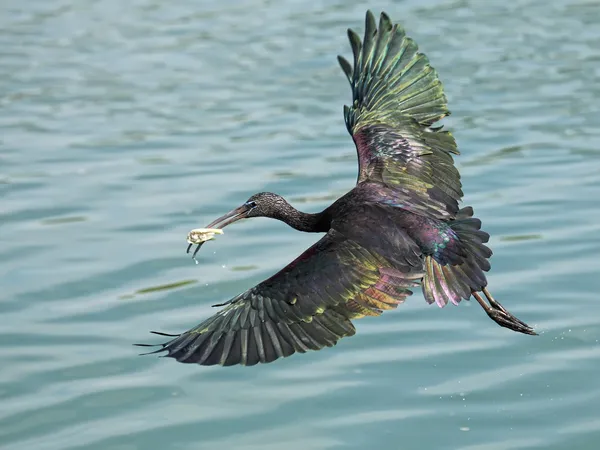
485, 306, 537, 335
472, 288, 537, 336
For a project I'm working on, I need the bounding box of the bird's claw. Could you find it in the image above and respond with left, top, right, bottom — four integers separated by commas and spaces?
486, 305, 537, 335
472, 289, 537, 336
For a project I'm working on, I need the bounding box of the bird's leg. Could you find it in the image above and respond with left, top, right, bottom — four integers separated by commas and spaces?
472, 289, 537, 336
482, 288, 513, 315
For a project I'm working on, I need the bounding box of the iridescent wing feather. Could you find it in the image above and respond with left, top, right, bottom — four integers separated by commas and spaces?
139, 228, 422, 366
338, 11, 463, 219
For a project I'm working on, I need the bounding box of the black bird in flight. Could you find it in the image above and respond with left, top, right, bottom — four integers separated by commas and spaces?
137, 10, 536, 367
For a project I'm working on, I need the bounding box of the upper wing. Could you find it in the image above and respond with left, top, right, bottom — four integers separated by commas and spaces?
141, 229, 422, 366
338, 11, 463, 219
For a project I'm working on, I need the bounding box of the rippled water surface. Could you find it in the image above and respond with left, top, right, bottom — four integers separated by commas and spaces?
2, 0, 600, 449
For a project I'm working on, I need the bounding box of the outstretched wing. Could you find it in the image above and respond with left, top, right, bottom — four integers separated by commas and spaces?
338, 11, 463, 219
139, 229, 422, 366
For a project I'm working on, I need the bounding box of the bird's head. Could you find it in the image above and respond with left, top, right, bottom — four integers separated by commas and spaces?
186, 192, 290, 259
205, 192, 287, 229
186, 192, 321, 260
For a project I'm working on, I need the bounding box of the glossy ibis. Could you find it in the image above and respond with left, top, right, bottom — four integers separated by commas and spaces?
137, 10, 536, 367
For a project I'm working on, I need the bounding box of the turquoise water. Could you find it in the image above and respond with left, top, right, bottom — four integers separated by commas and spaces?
2, 0, 600, 448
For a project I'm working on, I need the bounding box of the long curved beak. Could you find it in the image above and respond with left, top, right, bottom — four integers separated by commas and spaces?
205, 203, 253, 229
186, 202, 254, 260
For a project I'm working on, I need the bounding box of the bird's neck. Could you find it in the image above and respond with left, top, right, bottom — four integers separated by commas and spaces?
275, 206, 329, 233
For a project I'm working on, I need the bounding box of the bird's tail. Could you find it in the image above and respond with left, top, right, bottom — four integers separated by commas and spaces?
422, 206, 491, 307
422, 207, 536, 335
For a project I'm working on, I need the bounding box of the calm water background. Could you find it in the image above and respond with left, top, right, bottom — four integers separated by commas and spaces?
2, 0, 600, 449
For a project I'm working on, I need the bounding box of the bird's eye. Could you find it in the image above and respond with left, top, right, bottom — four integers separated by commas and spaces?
246, 201, 257, 208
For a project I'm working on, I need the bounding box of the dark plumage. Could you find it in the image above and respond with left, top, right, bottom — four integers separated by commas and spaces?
136, 11, 536, 367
